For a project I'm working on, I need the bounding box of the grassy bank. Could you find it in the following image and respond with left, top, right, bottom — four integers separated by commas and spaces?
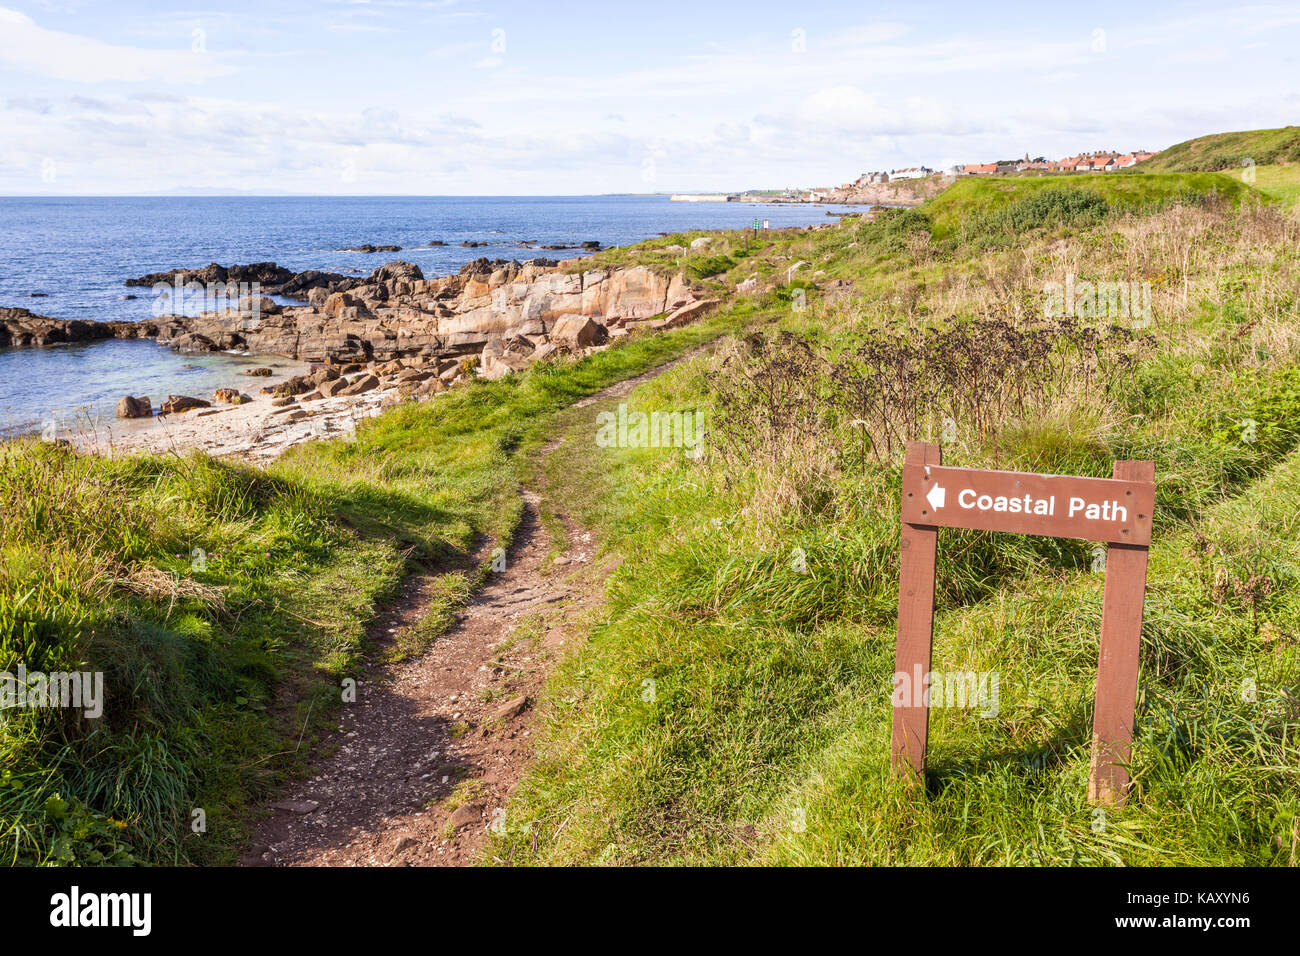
1137, 126, 1300, 173
924, 171, 1255, 239
0, 303, 757, 865
490, 182, 1300, 865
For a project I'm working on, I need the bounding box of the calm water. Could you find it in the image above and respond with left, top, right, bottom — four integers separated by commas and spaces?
0, 195, 862, 432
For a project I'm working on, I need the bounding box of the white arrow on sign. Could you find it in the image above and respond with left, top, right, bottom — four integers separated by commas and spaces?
926, 483, 946, 510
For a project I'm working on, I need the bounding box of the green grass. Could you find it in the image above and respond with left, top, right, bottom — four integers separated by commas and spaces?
488, 192, 1300, 867
1137, 126, 1300, 173
0, 302, 759, 865
1249, 164, 1300, 207
925, 172, 1257, 240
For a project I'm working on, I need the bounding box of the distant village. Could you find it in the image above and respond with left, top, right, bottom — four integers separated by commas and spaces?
865, 148, 1162, 183
670, 148, 1163, 204
817, 148, 1162, 199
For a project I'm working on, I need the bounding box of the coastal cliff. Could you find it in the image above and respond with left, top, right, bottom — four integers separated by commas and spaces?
825, 176, 950, 206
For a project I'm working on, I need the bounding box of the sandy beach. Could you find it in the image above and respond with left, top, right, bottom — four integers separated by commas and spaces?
73, 371, 407, 464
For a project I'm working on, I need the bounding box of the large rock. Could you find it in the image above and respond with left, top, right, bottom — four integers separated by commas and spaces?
322, 292, 370, 318
370, 261, 424, 284
477, 353, 514, 380
271, 375, 314, 397
318, 376, 350, 397
595, 266, 673, 321
550, 314, 607, 348
1, 308, 146, 349
654, 297, 719, 330
238, 295, 278, 316
160, 395, 211, 415
116, 395, 152, 419
277, 269, 359, 298
339, 374, 380, 396
168, 331, 218, 353
212, 387, 249, 405
124, 262, 293, 289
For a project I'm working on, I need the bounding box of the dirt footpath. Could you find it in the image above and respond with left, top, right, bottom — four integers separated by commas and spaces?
241, 350, 705, 867
241, 488, 602, 866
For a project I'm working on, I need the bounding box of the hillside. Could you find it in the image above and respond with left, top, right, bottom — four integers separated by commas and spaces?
3, 169, 1298, 866
924, 171, 1256, 239
1137, 126, 1300, 172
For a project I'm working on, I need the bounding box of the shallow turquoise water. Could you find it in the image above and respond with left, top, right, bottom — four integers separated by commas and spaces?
0, 340, 300, 437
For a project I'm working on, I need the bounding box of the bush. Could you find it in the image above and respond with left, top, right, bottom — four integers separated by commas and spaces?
687, 254, 735, 280
965, 187, 1110, 244
856, 207, 932, 256
707, 320, 1145, 467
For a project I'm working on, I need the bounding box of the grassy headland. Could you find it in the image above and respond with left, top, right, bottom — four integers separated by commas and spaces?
1134, 126, 1300, 206
1136, 126, 1300, 173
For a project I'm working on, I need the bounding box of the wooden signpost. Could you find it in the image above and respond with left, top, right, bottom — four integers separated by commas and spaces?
891, 441, 1155, 805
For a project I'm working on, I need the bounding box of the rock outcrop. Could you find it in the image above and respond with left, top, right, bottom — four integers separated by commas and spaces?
150, 257, 698, 365
160, 395, 211, 415
4, 256, 718, 386
1, 308, 157, 349
824, 177, 948, 206
116, 395, 152, 419
212, 388, 249, 405
124, 262, 294, 289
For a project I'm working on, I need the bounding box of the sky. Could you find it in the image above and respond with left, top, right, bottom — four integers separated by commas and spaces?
0, 0, 1297, 195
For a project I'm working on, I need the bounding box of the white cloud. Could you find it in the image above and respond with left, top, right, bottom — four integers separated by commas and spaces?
0, 7, 235, 83
0, 6, 1298, 193
795, 86, 982, 137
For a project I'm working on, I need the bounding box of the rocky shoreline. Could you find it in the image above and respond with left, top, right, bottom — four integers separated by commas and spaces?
3, 254, 711, 363
3, 253, 720, 461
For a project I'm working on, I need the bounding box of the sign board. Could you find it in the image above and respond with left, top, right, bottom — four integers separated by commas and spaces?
891, 442, 1155, 806
901, 464, 1154, 545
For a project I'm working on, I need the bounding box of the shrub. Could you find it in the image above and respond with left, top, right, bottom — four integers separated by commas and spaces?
707, 319, 1146, 468
856, 207, 932, 256
965, 187, 1110, 245
687, 254, 735, 280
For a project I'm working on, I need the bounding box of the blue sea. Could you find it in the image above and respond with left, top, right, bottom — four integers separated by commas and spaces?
0, 195, 863, 434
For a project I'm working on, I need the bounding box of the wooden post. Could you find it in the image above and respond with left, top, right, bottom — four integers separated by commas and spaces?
891, 441, 941, 781
892, 451, 1153, 801
1088, 459, 1155, 806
